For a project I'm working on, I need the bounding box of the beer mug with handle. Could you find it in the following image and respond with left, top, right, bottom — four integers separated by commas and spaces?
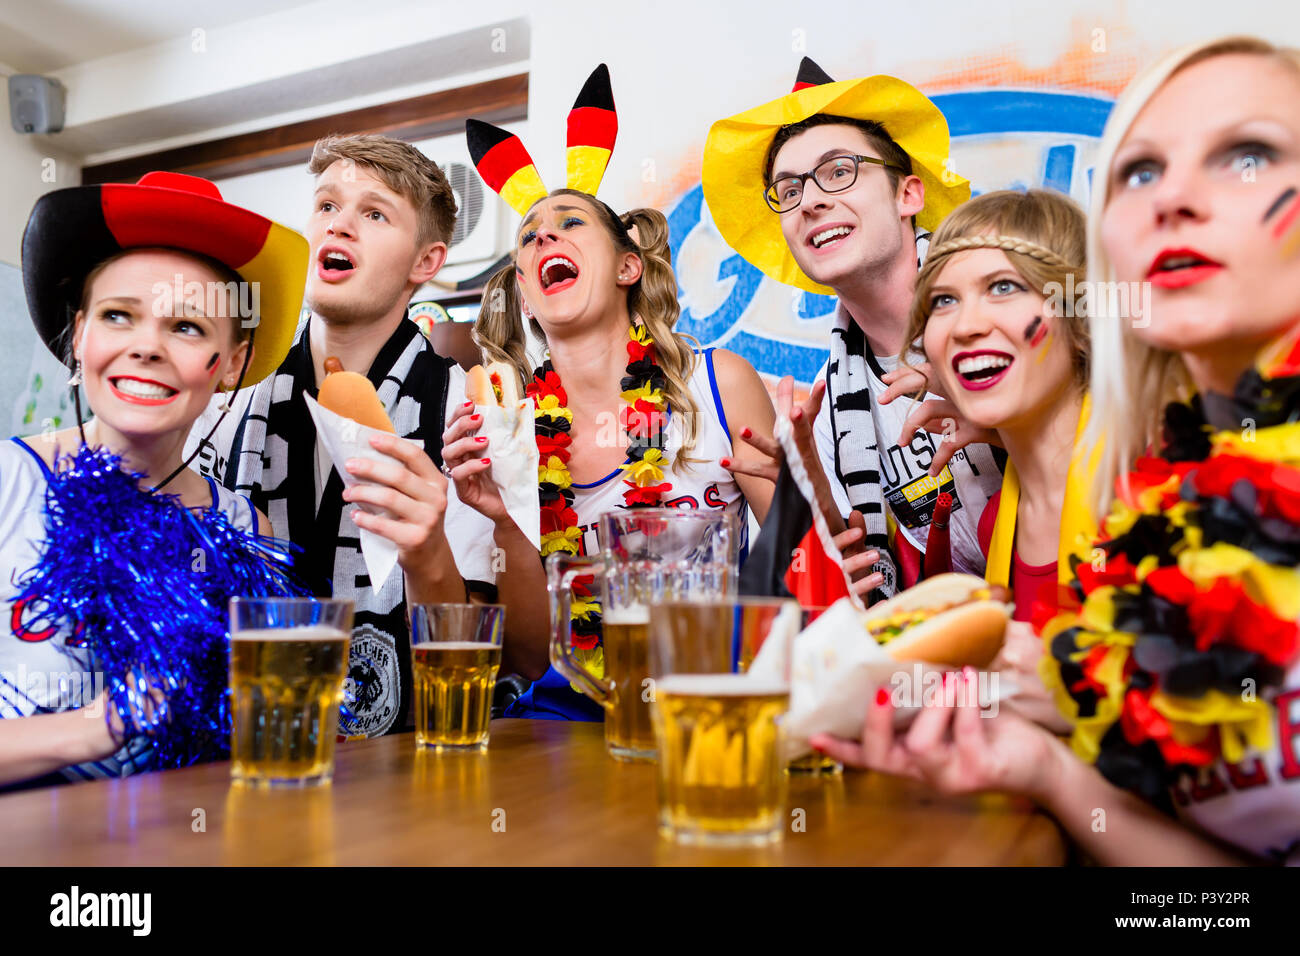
549, 508, 739, 762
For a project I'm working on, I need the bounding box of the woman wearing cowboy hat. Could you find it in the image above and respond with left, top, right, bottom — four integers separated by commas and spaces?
0, 172, 309, 788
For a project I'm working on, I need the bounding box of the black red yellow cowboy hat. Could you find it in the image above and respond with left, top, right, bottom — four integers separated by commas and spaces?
22, 171, 308, 386
703, 57, 971, 294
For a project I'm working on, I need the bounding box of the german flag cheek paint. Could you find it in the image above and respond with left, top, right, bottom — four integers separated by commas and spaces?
1264, 186, 1300, 259
205, 352, 220, 376
1024, 315, 1047, 348
1263, 186, 1297, 225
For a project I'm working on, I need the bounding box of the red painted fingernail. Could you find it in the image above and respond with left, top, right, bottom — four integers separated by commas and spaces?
463, 401, 473, 408
740, 427, 752, 438
481, 458, 491, 464
475, 436, 487, 443
471, 414, 481, 422
875, 687, 890, 706
720, 457, 731, 468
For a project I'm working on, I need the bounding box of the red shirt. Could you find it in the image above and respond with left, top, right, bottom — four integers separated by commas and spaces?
977, 491, 1056, 621
1010, 551, 1056, 622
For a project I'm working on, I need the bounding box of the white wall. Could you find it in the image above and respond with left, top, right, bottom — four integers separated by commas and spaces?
0, 62, 81, 266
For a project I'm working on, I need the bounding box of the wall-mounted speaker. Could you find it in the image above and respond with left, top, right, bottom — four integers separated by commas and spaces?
8, 74, 66, 134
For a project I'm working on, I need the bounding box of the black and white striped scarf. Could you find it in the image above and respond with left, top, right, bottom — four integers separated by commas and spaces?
824, 231, 931, 600
231, 316, 452, 738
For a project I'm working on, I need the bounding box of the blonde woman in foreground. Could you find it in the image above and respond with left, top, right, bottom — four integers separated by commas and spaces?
816, 36, 1300, 866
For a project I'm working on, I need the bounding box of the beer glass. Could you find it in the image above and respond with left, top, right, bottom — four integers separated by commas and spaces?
410, 603, 504, 752
649, 598, 799, 846
741, 604, 843, 775
229, 597, 353, 787
549, 509, 739, 762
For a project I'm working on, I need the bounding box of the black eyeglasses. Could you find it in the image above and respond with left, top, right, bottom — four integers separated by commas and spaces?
764, 154, 902, 213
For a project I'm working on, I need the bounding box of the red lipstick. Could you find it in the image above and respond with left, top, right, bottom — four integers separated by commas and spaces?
1146, 248, 1223, 289
951, 350, 1014, 392
108, 376, 180, 406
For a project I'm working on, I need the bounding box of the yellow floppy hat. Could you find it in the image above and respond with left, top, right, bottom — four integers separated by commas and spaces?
702, 57, 970, 295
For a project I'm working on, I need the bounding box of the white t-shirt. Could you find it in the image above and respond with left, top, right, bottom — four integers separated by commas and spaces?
0, 437, 257, 783
185, 363, 496, 586
1170, 659, 1300, 865
570, 349, 749, 558
811, 316, 1002, 576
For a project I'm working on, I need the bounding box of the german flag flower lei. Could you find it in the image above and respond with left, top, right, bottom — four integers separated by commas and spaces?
1039, 346, 1300, 808
527, 323, 673, 677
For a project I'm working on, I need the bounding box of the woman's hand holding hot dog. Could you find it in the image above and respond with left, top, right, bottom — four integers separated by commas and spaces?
441, 400, 509, 524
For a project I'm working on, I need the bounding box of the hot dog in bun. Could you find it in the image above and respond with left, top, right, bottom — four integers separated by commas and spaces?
318, 356, 396, 433
465, 362, 521, 407
861, 573, 1010, 668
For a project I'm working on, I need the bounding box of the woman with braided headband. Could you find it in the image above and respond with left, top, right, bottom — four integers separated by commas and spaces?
894, 189, 1097, 733
903, 190, 1096, 622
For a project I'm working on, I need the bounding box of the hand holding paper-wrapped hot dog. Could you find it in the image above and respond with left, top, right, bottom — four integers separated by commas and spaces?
747, 575, 1017, 761
442, 361, 540, 546
463, 361, 522, 408
306, 356, 456, 597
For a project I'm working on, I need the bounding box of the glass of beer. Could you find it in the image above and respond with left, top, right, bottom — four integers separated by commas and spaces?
549, 510, 740, 762
229, 597, 353, 788
410, 603, 504, 752
649, 598, 799, 846
741, 604, 843, 776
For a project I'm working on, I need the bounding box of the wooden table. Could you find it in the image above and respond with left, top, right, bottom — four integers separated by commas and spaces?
0, 720, 1066, 865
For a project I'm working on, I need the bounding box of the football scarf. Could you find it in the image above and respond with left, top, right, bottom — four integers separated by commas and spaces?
232, 316, 452, 737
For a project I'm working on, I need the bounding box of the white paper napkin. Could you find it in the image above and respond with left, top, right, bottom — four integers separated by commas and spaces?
472, 398, 540, 546
749, 597, 1019, 761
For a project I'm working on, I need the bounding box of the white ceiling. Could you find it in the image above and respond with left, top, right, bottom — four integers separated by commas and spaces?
0, 0, 315, 73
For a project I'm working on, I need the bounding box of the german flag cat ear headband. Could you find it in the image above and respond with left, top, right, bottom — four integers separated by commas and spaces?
466, 64, 617, 216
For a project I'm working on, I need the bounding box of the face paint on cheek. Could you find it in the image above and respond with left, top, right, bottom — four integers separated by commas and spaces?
1263, 186, 1297, 224
1265, 187, 1300, 258
205, 352, 220, 376
1024, 315, 1048, 349
1034, 330, 1054, 364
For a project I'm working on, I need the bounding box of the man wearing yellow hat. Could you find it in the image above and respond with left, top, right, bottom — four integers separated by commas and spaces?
706, 58, 1004, 600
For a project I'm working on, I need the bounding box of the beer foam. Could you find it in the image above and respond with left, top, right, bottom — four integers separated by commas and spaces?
603, 605, 649, 626
230, 625, 349, 641
412, 641, 500, 651
656, 674, 789, 697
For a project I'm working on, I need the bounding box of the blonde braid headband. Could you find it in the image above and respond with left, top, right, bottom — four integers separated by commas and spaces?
925, 233, 1074, 269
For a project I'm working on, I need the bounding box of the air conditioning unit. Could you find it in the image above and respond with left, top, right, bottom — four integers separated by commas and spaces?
437, 158, 502, 267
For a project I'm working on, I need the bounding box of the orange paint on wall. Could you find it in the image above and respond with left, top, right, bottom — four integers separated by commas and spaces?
640, 144, 704, 210
914, 22, 1144, 96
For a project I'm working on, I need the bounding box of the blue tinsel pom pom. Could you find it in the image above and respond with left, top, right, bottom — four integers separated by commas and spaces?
14, 445, 310, 769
